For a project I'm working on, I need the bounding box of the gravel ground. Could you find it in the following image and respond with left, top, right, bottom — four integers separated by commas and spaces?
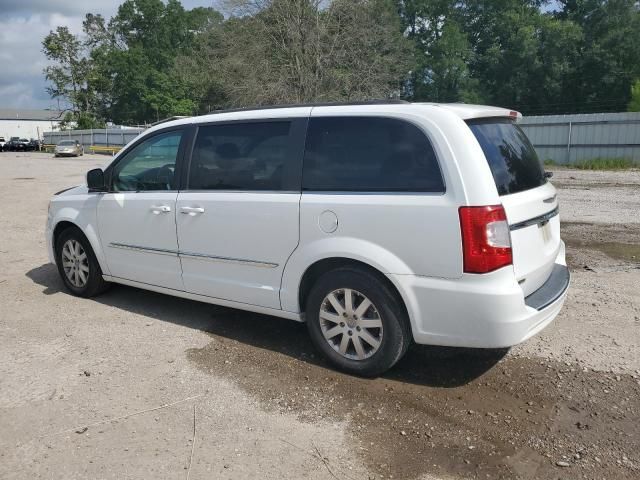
0, 153, 638, 479
549, 167, 640, 225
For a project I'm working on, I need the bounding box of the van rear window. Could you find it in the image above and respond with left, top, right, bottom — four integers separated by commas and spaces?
467, 119, 546, 196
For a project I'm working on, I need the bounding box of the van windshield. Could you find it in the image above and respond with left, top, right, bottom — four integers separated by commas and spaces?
467, 118, 546, 196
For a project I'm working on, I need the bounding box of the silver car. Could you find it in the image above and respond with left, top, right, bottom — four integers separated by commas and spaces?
54, 140, 84, 157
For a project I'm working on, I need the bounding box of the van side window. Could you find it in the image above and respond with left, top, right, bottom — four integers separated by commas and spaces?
188, 121, 295, 191
111, 130, 183, 192
302, 117, 444, 192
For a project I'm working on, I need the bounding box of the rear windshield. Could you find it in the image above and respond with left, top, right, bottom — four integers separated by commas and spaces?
58, 141, 75, 146
467, 118, 546, 196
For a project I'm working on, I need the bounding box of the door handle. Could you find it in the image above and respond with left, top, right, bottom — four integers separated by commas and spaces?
180, 206, 205, 215
150, 205, 171, 214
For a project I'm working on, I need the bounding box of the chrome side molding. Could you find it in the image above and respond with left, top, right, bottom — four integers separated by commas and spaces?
108, 242, 278, 268
179, 251, 278, 268
109, 242, 178, 256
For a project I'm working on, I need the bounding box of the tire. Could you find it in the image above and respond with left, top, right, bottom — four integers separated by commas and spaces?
305, 267, 412, 377
55, 227, 109, 297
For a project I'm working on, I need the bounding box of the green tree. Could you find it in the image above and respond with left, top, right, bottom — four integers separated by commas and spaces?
87, 0, 223, 124
399, 0, 591, 113
628, 80, 640, 112
180, 0, 411, 109
44, 0, 640, 122
461, 0, 582, 113
398, 0, 479, 102
42, 26, 104, 127
557, 0, 640, 113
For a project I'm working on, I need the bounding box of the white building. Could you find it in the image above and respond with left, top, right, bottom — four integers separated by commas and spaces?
0, 108, 64, 141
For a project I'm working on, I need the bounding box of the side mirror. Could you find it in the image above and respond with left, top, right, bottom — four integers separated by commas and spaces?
87, 168, 106, 192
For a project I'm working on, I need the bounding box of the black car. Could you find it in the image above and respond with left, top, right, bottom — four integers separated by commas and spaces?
28, 139, 41, 151
5, 138, 30, 152
2, 137, 17, 151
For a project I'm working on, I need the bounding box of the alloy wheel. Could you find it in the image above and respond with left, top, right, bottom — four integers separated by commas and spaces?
61, 239, 89, 288
319, 288, 384, 360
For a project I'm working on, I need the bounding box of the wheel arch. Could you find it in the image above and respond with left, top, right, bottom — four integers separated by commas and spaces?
53, 220, 79, 247
51, 217, 109, 275
281, 236, 414, 307
296, 257, 410, 322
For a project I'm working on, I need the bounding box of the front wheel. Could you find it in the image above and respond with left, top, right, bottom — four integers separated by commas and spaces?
55, 228, 109, 297
306, 267, 411, 377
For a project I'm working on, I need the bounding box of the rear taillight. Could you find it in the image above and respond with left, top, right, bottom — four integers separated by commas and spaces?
459, 205, 512, 273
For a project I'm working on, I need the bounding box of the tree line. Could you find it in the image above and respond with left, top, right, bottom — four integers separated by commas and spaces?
42, 0, 640, 128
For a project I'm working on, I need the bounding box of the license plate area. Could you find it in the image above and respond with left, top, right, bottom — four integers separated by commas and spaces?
539, 219, 552, 243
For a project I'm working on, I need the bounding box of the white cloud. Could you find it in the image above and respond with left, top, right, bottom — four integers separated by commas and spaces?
0, 12, 87, 108
0, 1, 220, 109
1, 1, 119, 18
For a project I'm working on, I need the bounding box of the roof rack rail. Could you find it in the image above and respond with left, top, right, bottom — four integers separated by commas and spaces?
150, 116, 187, 126
203, 99, 410, 116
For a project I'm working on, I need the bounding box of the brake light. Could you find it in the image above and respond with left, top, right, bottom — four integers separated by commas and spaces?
459, 205, 512, 273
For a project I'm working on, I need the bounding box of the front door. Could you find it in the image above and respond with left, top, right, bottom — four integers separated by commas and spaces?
97, 129, 185, 290
176, 119, 306, 309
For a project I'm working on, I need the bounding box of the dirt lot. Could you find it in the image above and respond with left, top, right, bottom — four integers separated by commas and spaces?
0, 152, 638, 480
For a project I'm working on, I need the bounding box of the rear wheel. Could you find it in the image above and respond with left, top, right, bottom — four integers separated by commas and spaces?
306, 267, 411, 377
55, 228, 109, 297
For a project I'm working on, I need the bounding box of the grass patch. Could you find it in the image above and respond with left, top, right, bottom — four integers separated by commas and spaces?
543, 157, 636, 170
573, 158, 635, 170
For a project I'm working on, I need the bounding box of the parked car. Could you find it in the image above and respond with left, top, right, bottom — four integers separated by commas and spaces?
2, 137, 12, 151
28, 139, 42, 151
0, 137, 5, 150
46, 101, 569, 376
5, 137, 30, 152
54, 140, 84, 157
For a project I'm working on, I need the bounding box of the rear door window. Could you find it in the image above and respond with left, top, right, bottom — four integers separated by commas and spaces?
467, 119, 546, 196
302, 117, 444, 193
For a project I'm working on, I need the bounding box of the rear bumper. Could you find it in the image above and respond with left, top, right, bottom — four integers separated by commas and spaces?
524, 263, 570, 310
390, 243, 569, 348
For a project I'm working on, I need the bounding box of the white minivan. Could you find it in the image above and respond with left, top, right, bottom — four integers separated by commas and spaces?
46, 101, 569, 376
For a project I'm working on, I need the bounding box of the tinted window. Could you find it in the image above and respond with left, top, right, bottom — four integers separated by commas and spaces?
112, 130, 182, 192
189, 122, 294, 191
302, 117, 444, 192
467, 119, 546, 196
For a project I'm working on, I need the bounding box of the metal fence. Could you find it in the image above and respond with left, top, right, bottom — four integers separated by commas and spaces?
520, 112, 640, 165
43, 128, 144, 149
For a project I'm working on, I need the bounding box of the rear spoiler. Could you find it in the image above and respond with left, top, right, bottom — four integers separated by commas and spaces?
436, 103, 523, 122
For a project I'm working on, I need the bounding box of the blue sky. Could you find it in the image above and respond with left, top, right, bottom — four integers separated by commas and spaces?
0, 0, 221, 109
